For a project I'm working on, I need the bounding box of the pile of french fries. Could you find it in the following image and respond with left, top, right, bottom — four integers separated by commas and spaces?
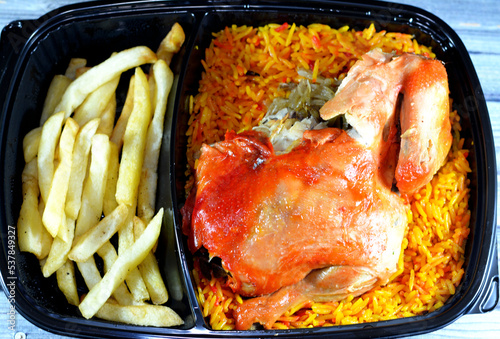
16, 23, 186, 327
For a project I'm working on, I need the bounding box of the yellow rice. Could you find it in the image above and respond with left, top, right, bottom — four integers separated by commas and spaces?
186, 23, 470, 330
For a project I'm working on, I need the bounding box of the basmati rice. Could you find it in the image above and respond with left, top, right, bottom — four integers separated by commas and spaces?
186, 22, 470, 330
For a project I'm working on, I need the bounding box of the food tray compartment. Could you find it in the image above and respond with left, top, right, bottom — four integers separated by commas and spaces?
170, 1, 498, 338
0, 5, 199, 338
0, 0, 496, 338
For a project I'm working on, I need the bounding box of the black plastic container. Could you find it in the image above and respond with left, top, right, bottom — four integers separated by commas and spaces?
0, 1, 497, 338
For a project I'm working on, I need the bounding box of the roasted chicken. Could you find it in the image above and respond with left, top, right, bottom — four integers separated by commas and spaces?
182, 49, 452, 330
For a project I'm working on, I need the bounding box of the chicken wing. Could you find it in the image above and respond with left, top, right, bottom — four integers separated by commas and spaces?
320, 49, 452, 194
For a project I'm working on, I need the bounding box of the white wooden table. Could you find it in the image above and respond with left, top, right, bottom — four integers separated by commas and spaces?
1, 0, 499, 338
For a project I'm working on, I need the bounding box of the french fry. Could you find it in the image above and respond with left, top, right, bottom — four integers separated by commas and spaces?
156, 22, 185, 65
64, 58, 87, 80
42, 118, 79, 240
22, 127, 41, 163
95, 302, 183, 327
40, 75, 72, 125
77, 257, 102, 290
54, 46, 157, 119
110, 75, 135, 149
17, 159, 45, 258
74, 134, 110, 237
79, 208, 164, 319
69, 204, 128, 262
119, 205, 150, 302
97, 95, 117, 137
38, 200, 53, 260
133, 217, 169, 305
38, 111, 65, 203
39, 258, 46, 271
148, 72, 156, 109
121, 269, 149, 303
115, 67, 152, 206
73, 76, 120, 126
75, 67, 91, 79
103, 142, 119, 217
111, 283, 141, 306
138, 60, 174, 222
97, 242, 119, 273
118, 206, 136, 252
57, 260, 80, 306
97, 242, 143, 306
65, 118, 100, 220
42, 216, 75, 277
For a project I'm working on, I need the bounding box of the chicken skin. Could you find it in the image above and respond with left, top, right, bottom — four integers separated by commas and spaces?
182, 49, 452, 330
183, 128, 407, 329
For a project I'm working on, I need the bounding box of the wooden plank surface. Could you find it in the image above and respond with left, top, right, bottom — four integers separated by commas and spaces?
1, 0, 499, 338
